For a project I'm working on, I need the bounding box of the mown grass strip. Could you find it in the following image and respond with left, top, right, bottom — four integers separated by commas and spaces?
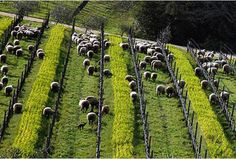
12, 24, 65, 157
168, 45, 233, 157
0, 16, 12, 37
108, 36, 134, 158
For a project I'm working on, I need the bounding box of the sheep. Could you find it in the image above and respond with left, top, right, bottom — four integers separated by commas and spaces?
220, 91, 230, 102
201, 80, 208, 89
143, 71, 151, 80
5, 85, 13, 96
37, 51, 45, 59
167, 53, 174, 62
0, 54, 7, 63
79, 99, 90, 112
87, 50, 94, 59
11, 30, 17, 38
13, 45, 21, 53
79, 47, 87, 55
177, 80, 185, 89
86, 43, 93, 50
150, 56, 158, 62
125, 75, 135, 82
78, 122, 87, 130
139, 61, 147, 70
155, 47, 162, 53
13, 39, 20, 45
1, 75, 8, 85
156, 53, 164, 61
104, 55, 110, 63
120, 43, 129, 50
144, 56, 151, 63
6, 45, 14, 53
207, 67, 217, 76
50, 82, 59, 92
17, 32, 23, 40
105, 41, 111, 48
87, 112, 97, 124
43, 107, 54, 117
1, 65, 8, 75
194, 67, 202, 77
92, 44, 99, 53
15, 49, 23, 57
152, 60, 162, 70
209, 93, 218, 104
85, 96, 99, 110
0, 82, 3, 90
103, 69, 112, 78
130, 91, 138, 101
156, 85, 165, 95
165, 86, 175, 97
102, 105, 110, 114
151, 73, 157, 81
83, 59, 90, 68
27, 45, 34, 52
223, 64, 230, 74
221, 60, 227, 66
87, 66, 95, 76
13, 103, 23, 113
129, 80, 136, 91
139, 45, 147, 53
147, 48, 155, 55
93, 40, 100, 46
213, 79, 219, 89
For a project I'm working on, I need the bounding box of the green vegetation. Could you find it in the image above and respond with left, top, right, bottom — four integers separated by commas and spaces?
12, 24, 65, 157
168, 45, 233, 157
0, 16, 12, 37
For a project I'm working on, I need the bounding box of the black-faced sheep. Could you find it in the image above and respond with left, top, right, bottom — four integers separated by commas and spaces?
209, 93, 218, 104
105, 41, 111, 48
201, 80, 208, 89
0, 82, 3, 90
13, 45, 21, 53
86, 43, 93, 50
1, 75, 8, 85
28, 45, 34, 52
13, 39, 20, 45
177, 80, 185, 89
143, 71, 151, 80
43, 107, 54, 117
125, 75, 135, 82
5, 85, 13, 96
13, 103, 23, 113
151, 73, 157, 81
6, 45, 14, 53
15, 49, 23, 57
79, 99, 90, 112
139, 45, 147, 53
130, 91, 138, 101
50, 82, 59, 92
0, 54, 7, 63
79, 47, 87, 55
104, 55, 110, 63
87, 66, 95, 76
139, 61, 147, 70
87, 50, 94, 59
1, 65, 8, 75
120, 43, 129, 50
37, 51, 45, 59
85, 96, 99, 110
83, 59, 90, 68
156, 53, 164, 62
150, 56, 158, 62
194, 67, 202, 77
144, 56, 151, 63
87, 112, 97, 124
103, 69, 112, 77
93, 44, 99, 53
165, 86, 175, 97
223, 64, 230, 74
156, 85, 165, 95
129, 80, 136, 91
220, 91, 230, 102
102, 105, 110, 115
11, 30, 17, 38
152, 60, 162, 70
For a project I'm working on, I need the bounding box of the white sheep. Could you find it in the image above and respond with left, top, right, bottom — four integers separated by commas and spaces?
103, 69, 112, 77
83, 59, 90, 68
102, 105, 110, 114
87, 50, 94, 59
1, 75, 8, 85
130, 91, 138, 101
104, 55, 110, 63
79, 99, 90, 112
43, 107, 54, 117
50, 82, 59, 92
201, 80, 208, 89
0, 54, 7, 63
87, 112, 97, 124
209, 93, 218, 104
143, 71, 151, 80
129, 80, 136, 91
156, 85, 165, 95
5, 85, 13, 96
139, 61, 147, 70
1, 65, 8, 75
85, 96, 99, 110
125, 75, 135, 82
220, 91, 230, 102
87, 66, 95, 76
165, 86, 175, 97
13, 103, 23, 113
151, 73, 157, 81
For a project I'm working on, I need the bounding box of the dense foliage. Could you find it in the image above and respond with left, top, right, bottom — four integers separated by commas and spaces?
135, 2, 236, 52
0, 17, 12, 37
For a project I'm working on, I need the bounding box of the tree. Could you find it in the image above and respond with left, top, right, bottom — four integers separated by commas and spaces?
51, 5, 74, 24
12, 1, 39, 16
80, 15, 107, 32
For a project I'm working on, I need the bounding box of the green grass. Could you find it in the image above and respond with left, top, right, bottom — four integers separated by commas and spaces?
12, 24, 65, 157
0, 16, 12, 37
168, 45, 233, 157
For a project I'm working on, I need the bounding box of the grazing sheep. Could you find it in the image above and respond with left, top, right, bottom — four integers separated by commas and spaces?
43, 107, 54, 117
156, 53, 164, 62
213, 79, 219, 89
79, 99, 90, 112
151, 73, 157, 81
103, 69, 112, 77
156, 85, 165, 95
93, 44, 99, 53
80, 47, 87, 55
13, 103, 23, 113
155, 47, 162, 53
37, 51, 45, 59
177, 80, 185, 89
152, 60, 162, 70
201, 80, 208, 89
167, 53, 174, 62
120, 43, 129, 50
150, 56, 158, 62
209, 93, 218, 104
165, 86, 175, 97
102, 105, 110, 114
93, 40, 100, 46
147, 48, 155, 55
221, 60, 227, 66
86, 43, 93, 50
87, 66, 95, 76
1, 75, 8, 85
11, 30, 17, 38
0, 82, 3, 90
143, 71, 151, 80
28, 45, 34, 52
223, 64, 230, 74
125, 75, 135, 82
6, 45, 14, 53
83, 59, 90, 68
78, 122, 87, 130
50, 82, 59, 92
87, 50, 94, 59
37, 49, 43, 54
104, 55, 110, 62
5, 85, 13, 96
13, 39, 20, 45
144, 56, 151, 63
207, 67, 217, 76
17, 32, 23, 40
194, 67, 202, 77
105, 41, 111, 48
139, 45, 147, 53
85, 96, 99, 110
13, 45, 21, 53
129, 80, 136, 91
130, 91, 138, 101
15, 49, 23, 57
220, 91, 230, 102
139, 61, 147, 70
1, 65, 8, 75
0, 54, 7, 63
87, 112, 97, 124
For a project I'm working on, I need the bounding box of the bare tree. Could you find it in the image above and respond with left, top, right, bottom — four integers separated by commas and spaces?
51, 5, 74, 24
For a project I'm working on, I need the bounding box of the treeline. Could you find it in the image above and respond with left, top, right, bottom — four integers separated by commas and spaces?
134, 1, 236, 52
